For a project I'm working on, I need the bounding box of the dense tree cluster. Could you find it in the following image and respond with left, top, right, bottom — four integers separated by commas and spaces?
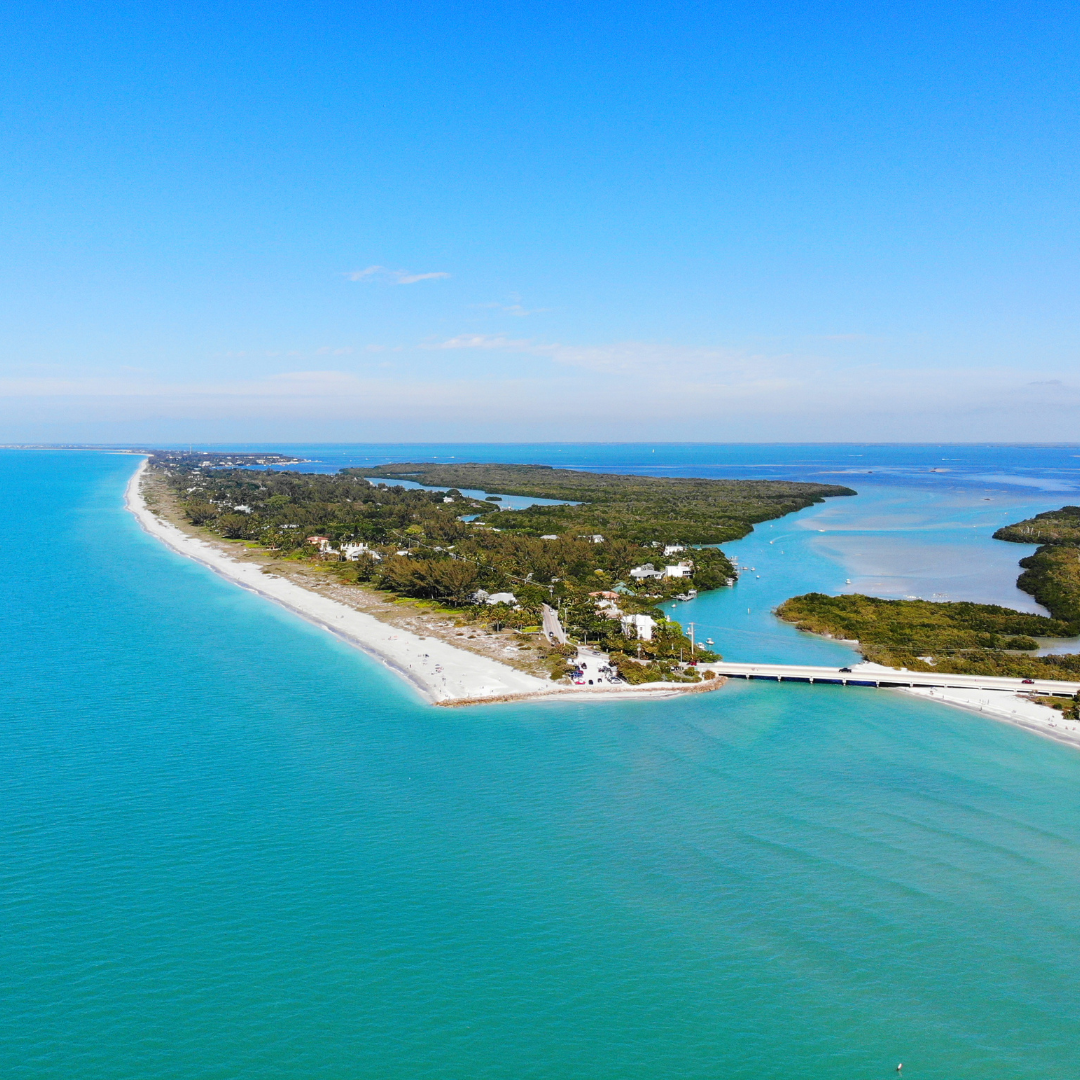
994, 506, 1080, 627
347, 462, 856, 545
993, 506, 1080, 546
776, 593, 1078, 679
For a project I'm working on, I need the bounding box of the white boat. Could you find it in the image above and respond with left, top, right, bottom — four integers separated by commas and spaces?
705, 638, 714, 645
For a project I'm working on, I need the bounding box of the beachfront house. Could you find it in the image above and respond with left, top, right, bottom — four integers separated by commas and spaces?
306, 535, 334, 553
629, 562, 665, 580
664, 561, 694, 578
621, 613, 656, 641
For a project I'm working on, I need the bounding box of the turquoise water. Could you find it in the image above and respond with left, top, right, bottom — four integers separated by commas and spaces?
4, 449, 1080, 1078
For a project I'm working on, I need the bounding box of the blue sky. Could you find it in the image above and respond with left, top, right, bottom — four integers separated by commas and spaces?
2, 0, 1078, 442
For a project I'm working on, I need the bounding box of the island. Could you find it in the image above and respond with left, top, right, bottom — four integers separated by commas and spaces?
133, 453, 854, 702
994, 505, 1080, 627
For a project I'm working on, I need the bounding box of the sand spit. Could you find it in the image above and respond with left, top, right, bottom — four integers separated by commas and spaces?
125, 461, 724, 708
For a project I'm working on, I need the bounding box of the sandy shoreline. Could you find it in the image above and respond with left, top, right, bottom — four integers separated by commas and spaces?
896, 685, 1080, 750
830, 661, 1080, 749
125, 460, 722, 707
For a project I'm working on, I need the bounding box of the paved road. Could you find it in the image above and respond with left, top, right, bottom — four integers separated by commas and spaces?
541, 602, 568, 645
714, 661, 1080, 696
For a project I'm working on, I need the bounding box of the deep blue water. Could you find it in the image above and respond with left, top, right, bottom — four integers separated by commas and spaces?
3, 446, 1080, 1079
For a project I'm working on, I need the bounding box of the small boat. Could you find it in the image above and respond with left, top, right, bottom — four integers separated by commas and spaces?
705, 638, 714, 645
845, 579, 852, 584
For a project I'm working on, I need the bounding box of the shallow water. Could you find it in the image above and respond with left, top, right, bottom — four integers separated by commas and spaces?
3, 447, 1080, 1079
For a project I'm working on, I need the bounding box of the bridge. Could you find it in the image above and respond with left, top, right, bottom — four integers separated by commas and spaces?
713, 661, 1080, 697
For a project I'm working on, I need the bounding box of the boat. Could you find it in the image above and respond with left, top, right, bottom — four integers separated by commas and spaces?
705, 638, 714, 645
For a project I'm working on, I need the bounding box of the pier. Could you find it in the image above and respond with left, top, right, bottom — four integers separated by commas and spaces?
713, 662, 1080, 697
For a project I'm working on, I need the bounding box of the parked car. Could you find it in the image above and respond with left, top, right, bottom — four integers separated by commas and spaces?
839, 667, 852, 673
1021, 678, 1035, 684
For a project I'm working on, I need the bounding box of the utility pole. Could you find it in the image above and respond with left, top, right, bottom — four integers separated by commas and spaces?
688, 622, 696, 653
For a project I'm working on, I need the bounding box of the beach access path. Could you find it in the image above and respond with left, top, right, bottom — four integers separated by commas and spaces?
126, 461, 721, 707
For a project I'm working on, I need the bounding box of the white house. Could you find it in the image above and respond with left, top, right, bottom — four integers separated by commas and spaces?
663, 544, 685, 556
540, 534, 560, 540
342, 543, 380, 561
473, 590, 518, 606
664, 561, 694, 578
578, 534, 605, 544
620, 614, 656, 641
629, 562, 665, 580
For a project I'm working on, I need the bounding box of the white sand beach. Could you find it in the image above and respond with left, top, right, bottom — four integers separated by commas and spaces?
897, 684, 1080, 750
126, 461, 721, 707
836, 661, 1080, 748
125, 460, 553, 703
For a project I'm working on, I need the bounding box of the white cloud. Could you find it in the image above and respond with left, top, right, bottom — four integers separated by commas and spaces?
424, 334, 535, 351
396, 271, 451, 284
472, 302, 550, 316
345, 265, 450, 285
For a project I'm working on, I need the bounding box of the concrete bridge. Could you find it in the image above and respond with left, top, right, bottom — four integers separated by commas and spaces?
713, 662, 1080, 697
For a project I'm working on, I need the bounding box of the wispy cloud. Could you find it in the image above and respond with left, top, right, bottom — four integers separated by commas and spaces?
345, 265, 450, 285
424, 334, 536, 351
473, 302, 551, 317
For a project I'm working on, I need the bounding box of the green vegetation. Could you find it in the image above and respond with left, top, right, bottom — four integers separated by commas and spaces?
347, 461, 856, 545
152, 453, 854, 678
776, 593, 1080, 678
993, 506, 1080, 545
1030, 694, 1080, 720
994, 506, 1080, 626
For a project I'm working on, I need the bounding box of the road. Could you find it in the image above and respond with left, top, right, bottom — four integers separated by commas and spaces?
713, 661, 1080, 697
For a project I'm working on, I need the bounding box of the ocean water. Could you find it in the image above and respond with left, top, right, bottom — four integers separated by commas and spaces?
3, 446, 1080, 1079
